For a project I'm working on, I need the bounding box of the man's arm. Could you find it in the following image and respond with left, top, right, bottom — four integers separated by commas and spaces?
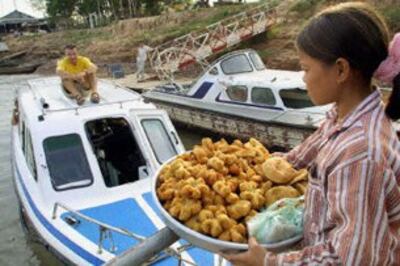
82, 57, 97, 75
56, 68, 77, 80
144, 45, 153, 52
85, 63, 97, 74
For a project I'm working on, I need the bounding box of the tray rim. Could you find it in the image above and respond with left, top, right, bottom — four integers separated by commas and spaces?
151, 154, 303, 252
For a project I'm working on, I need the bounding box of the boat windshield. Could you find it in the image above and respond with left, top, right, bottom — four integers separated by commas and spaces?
43, 134, 93, 191
279, 88, 314, 109
221, 54, 253, 75
85, 118, 146, 187
249, 52, 266, 71
141, 119, 177, 164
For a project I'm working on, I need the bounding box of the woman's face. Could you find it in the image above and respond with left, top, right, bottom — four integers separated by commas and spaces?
298, 50, 340, 106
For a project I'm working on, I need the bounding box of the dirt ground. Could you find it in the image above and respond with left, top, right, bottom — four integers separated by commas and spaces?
1, 0, 398, 78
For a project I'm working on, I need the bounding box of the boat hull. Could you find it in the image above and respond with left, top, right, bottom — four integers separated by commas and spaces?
0, 64, 41, 74
11, 126, 105, 265
148, 99, 315, 150
12, 161, 100, 265
17, 197, 74, 265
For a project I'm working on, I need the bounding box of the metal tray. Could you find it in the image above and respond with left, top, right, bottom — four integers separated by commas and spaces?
151, 156, 303, 253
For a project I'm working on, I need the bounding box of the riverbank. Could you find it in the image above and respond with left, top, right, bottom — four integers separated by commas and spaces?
1, 0, 398, 77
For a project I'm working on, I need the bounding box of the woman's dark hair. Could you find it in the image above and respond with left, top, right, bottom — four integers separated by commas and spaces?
296, 2, 400, 120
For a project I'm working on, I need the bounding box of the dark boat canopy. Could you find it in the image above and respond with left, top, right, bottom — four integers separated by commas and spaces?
0, 10, 47, 34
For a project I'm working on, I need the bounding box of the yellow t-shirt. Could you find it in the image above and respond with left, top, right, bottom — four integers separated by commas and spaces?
56, 56, 94, 75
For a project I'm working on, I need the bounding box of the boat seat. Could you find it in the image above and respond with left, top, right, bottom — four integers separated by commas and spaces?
97, 149, 120, 187
106, 162, 120, 187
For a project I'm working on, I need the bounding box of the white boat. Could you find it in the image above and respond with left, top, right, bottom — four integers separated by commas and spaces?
143, 49, 331, 150
11, 77, 222, 265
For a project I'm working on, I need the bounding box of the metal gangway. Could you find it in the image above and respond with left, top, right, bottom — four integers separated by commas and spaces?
148, 2, 277, 80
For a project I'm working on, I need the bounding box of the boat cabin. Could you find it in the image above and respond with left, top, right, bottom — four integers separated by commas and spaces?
144, 49, 330, 143
15, 77, 183, 195
164, 49, 318, 112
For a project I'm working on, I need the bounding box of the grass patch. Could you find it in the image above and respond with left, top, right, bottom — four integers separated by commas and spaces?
128, 5, 247, 46
381, 5, 400, 32
260, 0, 281, 8
290, 0, 324, 14
61, 29, 110, 46
266, 24, 282, 39
257, 48, 274, 59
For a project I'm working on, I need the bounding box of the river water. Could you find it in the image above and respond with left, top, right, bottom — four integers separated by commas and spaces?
0, 75, 206, 266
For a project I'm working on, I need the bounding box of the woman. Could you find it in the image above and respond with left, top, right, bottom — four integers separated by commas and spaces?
223, 2, 400, 265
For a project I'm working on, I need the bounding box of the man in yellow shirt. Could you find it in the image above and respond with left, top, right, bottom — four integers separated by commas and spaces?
56, 45, 100, 105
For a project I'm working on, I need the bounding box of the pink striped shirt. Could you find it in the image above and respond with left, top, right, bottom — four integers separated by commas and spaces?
265, 90, 400, 265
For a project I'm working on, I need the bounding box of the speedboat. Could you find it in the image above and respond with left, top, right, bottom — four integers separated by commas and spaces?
11, 77, 222, 265
143, 49, 330, 150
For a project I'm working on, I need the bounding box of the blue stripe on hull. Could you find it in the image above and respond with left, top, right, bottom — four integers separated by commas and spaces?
15, 167, 105, 265
192, 82, 214, 99
16, 163, 216, 265
61, 198, 178, 264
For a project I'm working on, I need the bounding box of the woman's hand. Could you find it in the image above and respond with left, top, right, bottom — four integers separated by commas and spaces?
221, 237, 267, 266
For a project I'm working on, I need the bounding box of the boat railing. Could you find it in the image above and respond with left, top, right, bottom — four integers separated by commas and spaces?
52, 202, 195, 264
52, 202, 145, 254
20, 78, 143, 116
41, 98, 141, 116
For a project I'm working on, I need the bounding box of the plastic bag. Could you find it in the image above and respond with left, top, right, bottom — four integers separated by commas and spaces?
247, 196, 304, 244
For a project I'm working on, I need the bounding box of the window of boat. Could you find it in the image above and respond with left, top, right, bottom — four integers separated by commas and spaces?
251, 87, 276, 106
141, 119, 177, 164
249, 52, 266, 71
221, 54, 253, 75
24, 127, 37, 181
226, 85, 248, 102
85, 118, 147, 187
279, 88, 315, 109
43, 134, 93, 191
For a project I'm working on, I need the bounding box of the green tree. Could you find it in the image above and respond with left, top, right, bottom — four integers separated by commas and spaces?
42, 0, 194, 24
77, 0, 100, 16
143, 0, 163, 15
30, 0, 47, 13
46, 0, 78, 17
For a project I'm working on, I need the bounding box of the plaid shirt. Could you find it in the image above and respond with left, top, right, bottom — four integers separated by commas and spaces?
265, 90, 400, 265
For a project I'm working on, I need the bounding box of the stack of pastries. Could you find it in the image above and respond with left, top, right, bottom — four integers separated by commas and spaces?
156, 138, 308, 243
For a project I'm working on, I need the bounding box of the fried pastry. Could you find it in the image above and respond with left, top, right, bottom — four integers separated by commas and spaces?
168, 197, 202, 221
264, 186, 300, 206
207, 156, 225, 172
201, 218, 223, 237
157, 137, 308, 243
212, 180, 232, 197
262, 157, 297, 184
178, 177, 210, 199
227, 200, 252, 220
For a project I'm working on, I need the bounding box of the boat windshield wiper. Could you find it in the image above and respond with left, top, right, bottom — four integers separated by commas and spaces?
55, 179, 92, 190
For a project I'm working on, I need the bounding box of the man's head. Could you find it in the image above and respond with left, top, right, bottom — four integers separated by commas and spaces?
64, 44, 78, 64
